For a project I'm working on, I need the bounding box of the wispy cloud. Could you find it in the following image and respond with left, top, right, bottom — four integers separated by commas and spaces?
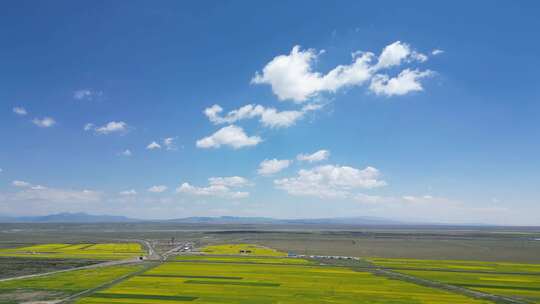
9, 180, 101, 203
177, 176, 250, 199
163, 137, 177, 150
204, 103, 322, 129
257, 159, 291, 176
119, 149, 132, 156
119, 189, 137, 196
32, 117, 56, 128
83, 123, 95, 131
297, 149, 330, 163
73, 89, 103, 101
13, 107, 27, 116
148, 185, 168, 193
12, 180, 31, 188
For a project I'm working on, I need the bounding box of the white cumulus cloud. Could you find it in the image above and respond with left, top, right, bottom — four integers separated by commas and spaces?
95, 121, 128, 134
146, 141, 161, 150
369, 69, 433, 96
196, 125, 261, 149
257, 159, 291, 176
375, 41, 427, 69
32, 117, 56, 128
274, 165, 386, 199
252, 46, 374, 102
297, 149, 330, 163
251, 41, 432, 102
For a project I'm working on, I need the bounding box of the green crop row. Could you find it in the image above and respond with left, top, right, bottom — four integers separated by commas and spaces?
76, 256, 490, 304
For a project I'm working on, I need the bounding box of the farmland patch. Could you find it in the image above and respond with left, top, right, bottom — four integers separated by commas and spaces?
0, 243, 145, 260
77, 255, 491, 304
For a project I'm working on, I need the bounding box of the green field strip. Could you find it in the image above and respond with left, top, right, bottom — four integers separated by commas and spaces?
139, 274, 243, 280
184, 279, 280, 287
89, 292, 198, 301
168, 259, 319, 267
60, 262, 162, 304
378, 266, 540, 276
0, 264, 146, 293
56, 244, 83, 250
368, 258, 540, 275
453, 283, 540, 292
79, 244, 96, 250
395, 269, 540, 303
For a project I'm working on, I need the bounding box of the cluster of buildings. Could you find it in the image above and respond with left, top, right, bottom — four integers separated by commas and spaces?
288, 253, 360, 261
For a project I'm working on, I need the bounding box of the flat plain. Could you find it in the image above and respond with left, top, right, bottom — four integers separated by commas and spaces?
77, 255, 491, 304
0, 223, 539, 303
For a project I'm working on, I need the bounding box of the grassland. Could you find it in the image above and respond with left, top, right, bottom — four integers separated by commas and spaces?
0, 226, 539, 303
369, 258, 540, 303
0, 264, 145, 303
77, 255, 490, 304
0, 257, 97, 279
2, 223, 539, 262
200, 243, 287, 256
0, 243, 144, 260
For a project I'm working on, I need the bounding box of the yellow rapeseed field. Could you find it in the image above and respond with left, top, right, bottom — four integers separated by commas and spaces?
200, 243, 287, 256
77, 255, 490, 304
370, 258, 540, 303
0, 243, 145, 260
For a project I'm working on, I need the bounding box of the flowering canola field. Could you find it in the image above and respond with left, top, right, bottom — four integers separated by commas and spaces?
0, 243, 144, 260
77, 255, 490, 304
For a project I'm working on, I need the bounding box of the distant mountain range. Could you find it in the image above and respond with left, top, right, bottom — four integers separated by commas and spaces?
166, 216, 405, 225
0, 212, 411, 225
0, 212, 137, 223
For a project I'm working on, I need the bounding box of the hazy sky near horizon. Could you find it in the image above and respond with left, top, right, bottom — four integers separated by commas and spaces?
1, 1, 539, 225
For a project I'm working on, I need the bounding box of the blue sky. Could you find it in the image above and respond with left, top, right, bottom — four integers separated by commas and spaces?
1, 1, 539, 224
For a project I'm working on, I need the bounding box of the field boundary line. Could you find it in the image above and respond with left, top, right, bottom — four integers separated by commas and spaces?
368, 266, 540, 276
60, 261, 160, 304
0, 258, 142, 282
